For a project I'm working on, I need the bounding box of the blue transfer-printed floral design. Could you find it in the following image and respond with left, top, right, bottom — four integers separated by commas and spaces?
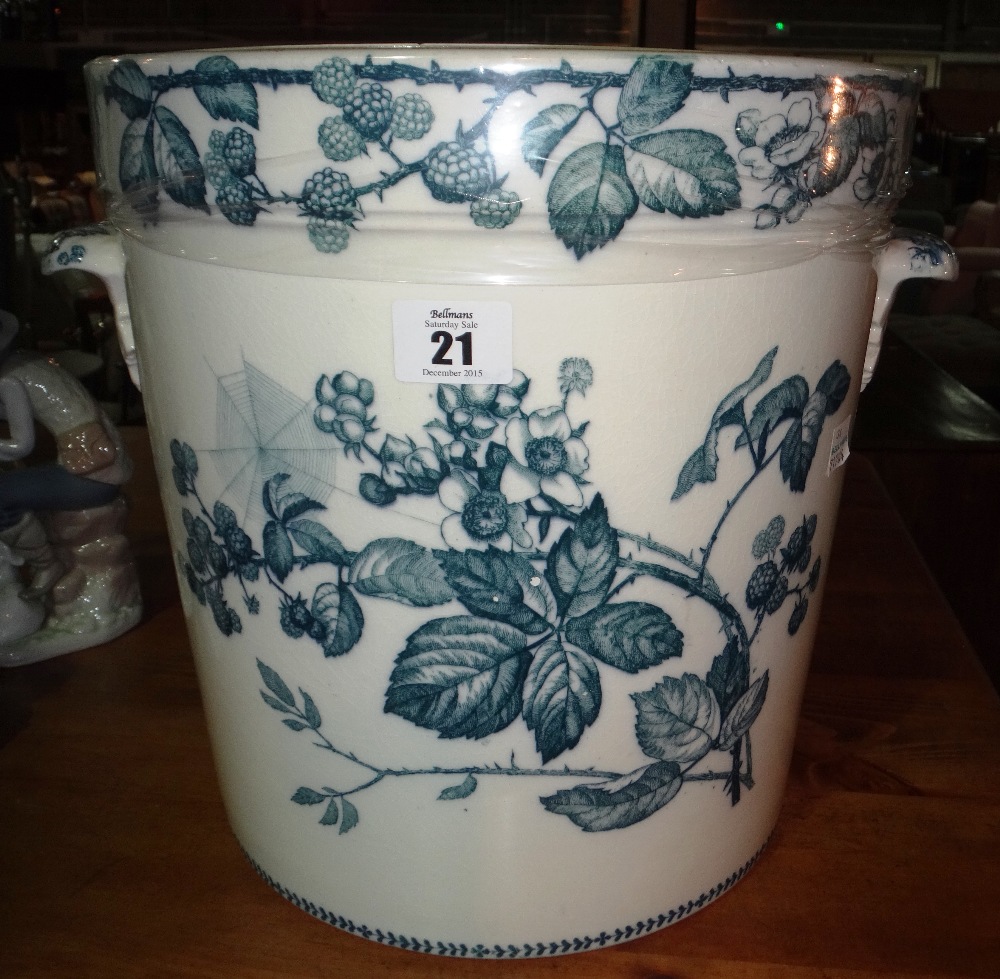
101, 53, 917, 256
739, 85, 906, 229
170, 349, 850, 835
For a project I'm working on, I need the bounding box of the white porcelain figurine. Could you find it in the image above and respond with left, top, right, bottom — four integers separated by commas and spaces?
0, 309, 141, 666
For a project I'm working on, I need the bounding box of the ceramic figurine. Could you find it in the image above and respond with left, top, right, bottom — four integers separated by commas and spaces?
0, 309, 141, 666
0, 540, 46, 644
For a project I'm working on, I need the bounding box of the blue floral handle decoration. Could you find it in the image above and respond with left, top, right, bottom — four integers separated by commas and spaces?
101, 53, 917, 257
170, 346, 849, 835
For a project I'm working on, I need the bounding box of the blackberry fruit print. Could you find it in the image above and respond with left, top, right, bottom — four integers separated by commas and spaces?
101, 50, 918, 255
170, 348, 849, 834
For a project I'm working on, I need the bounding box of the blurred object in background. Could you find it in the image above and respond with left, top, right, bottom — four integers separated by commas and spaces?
0, 308, 142, 667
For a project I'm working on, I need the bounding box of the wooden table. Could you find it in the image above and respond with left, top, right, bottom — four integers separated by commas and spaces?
3, 431, 999, 978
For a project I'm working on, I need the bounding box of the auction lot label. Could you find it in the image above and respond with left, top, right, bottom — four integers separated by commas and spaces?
393, 301, 513, 384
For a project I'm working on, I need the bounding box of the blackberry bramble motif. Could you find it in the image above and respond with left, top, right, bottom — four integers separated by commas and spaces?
422, 140, 496, 204
752, 515, 785, 560
389, 93, 434, 141
208, 129, 227, 155
171, 347, 850, 835
342, 81, 393, 142
788, 598, 809, 635
203, 153, 231, 190
763, 574, 788, 616
313, 370, 377, 449
307, 217, 351, 254
216, 180, 259, 226
301, 168, 359, 221
747, 514, 822, 634
222, 127, 256, 178
311, 56, 357, 106
318, 117, 366, 162
746, 561, 780, 611
470, 190, 523, 229
102, 51, 918, 255
781, 515, 817, 573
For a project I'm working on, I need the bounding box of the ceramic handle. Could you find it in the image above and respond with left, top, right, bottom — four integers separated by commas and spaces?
40, 225, 141, 390
864, 229, 958, 390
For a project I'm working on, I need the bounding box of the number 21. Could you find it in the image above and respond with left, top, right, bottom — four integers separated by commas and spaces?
431, 331, 473, 366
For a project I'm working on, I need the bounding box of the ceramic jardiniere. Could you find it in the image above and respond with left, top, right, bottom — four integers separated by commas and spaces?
43, 45, 956, 956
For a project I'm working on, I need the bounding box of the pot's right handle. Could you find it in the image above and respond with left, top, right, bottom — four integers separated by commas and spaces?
40, 224, 141, 390
864, 229, 958, 390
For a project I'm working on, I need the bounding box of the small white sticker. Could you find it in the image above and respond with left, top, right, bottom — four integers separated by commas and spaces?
392, 300, 513, 384
827, 415, 852, 475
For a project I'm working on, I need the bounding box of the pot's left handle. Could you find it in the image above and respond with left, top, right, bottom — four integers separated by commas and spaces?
40, 224, 142, 390
864, 229, 958, 390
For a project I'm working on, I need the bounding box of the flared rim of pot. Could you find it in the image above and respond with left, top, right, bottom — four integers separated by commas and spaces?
85, 43, 925, 79
84, 45, 923, 283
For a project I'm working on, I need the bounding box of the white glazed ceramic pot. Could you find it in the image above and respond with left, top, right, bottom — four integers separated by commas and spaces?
45, 46, 956, 957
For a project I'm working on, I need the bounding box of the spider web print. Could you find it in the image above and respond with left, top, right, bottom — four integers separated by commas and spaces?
206, 358, 338, 525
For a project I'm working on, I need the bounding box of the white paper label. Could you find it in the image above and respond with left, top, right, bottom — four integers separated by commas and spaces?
827, 415, 852, 475
392, 300, 513, 384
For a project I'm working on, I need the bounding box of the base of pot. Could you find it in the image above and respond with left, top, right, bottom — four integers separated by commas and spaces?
242, 838, 770, 958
